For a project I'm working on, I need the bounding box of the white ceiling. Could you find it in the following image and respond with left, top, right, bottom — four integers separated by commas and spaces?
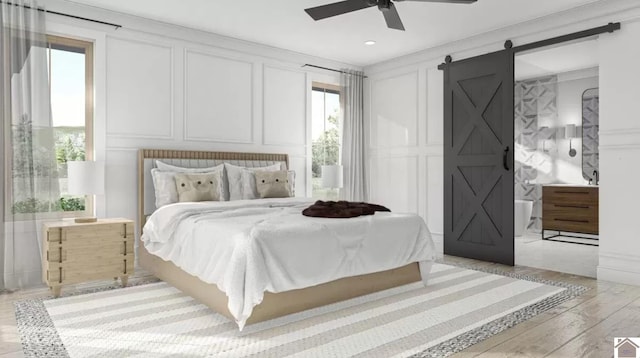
66, 0, 599, 66
515, 39, 599, 80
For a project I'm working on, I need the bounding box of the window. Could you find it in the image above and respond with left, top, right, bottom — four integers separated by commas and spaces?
9, 35, 93, 217
311, 83, 341, 199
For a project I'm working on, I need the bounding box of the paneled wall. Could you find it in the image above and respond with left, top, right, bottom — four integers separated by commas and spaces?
44, 3, 353, 226
365, 67, 444, 253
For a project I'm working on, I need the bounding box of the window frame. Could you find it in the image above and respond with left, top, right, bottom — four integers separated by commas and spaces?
310, 82, 343, 199
5, 35, 94, 221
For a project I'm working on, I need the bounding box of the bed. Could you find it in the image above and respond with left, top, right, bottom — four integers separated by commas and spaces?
137, 149, 436, 329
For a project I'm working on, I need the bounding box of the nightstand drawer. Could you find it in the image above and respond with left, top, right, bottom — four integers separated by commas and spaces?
46, 259, 133, 284
46, 240, 134, 263
46, 222, 134, 243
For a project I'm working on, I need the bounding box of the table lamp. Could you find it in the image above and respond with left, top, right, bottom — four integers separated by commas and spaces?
67, 161, 105, 223
321, 165, 343, 200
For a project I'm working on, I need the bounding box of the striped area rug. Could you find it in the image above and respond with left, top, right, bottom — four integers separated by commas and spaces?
16, 263, 586, 357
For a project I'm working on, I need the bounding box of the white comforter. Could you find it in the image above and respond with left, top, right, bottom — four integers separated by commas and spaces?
141, 198, 436, 329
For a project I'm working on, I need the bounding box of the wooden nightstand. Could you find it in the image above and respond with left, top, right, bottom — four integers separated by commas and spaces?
42, 218, 134, 298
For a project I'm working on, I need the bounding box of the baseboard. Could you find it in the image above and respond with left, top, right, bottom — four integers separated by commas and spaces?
598, 252, 640, 286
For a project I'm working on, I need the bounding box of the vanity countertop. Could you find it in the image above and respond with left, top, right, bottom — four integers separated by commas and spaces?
543, 184, 598, 188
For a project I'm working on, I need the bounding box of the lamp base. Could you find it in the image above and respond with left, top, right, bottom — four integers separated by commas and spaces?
75, 217, 97, 224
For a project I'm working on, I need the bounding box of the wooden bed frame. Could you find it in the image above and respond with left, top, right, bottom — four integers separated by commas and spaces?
137, 149, 422, 325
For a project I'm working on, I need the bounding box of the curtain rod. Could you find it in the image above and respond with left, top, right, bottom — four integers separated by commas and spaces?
302, 64, 367, 78
1, 1, 122, 29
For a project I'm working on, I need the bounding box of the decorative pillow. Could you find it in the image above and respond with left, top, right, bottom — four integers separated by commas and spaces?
224, 163, 283, 200
254, 170, 293, 198
243, 170, 296, 199
174, 172, 222, 202
151, 168, 223, 208
155, 161, 228, 200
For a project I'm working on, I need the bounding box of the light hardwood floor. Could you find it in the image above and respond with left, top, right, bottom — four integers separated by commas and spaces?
2, 257, 639, 358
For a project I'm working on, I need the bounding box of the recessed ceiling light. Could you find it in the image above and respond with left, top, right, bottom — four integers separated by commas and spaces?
364, 40, 376, 46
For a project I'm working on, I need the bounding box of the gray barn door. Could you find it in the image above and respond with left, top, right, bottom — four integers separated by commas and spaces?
443, 50, 515, 266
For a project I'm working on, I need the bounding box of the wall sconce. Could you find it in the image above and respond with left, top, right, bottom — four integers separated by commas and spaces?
565, 124, 577, 157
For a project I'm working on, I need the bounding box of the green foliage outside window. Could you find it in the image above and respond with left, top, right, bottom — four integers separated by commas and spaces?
312, 113, 340, 178
11, 126, 87, 214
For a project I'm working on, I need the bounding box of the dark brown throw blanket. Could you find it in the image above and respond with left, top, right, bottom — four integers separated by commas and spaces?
302, 200, 391, 219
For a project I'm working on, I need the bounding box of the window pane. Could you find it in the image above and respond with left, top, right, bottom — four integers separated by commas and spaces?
311, 87, 341, 200
50, 47, 86, 211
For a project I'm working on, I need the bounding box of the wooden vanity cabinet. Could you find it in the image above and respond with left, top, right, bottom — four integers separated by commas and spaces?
542, 186, 598, 235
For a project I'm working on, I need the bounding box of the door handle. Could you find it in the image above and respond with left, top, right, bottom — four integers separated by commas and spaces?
503, 146, 510, 171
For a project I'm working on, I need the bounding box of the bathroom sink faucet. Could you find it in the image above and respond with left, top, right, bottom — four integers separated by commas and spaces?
593, 170, 599, 185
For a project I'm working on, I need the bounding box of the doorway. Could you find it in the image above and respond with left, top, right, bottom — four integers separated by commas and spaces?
513, 39, 600, 278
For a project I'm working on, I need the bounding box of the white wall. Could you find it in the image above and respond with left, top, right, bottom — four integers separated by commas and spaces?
5, 2, 356, 287
364, 0, 640, 283
597, 20, 640, 286
365, 66, 444, 253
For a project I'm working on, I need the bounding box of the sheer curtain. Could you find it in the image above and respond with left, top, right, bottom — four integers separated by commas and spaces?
1, 0, 59, 291
340, 69, 367, 201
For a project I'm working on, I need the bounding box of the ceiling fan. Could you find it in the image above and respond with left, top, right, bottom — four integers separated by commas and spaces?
305, 0, 477, 31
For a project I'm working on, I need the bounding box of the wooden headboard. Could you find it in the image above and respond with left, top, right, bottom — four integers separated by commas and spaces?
137, 149, 289, 235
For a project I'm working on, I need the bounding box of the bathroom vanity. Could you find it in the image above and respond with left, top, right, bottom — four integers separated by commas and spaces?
542, 184, 599, 244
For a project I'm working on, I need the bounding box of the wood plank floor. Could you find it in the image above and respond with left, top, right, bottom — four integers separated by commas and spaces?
1, 256, 639, 358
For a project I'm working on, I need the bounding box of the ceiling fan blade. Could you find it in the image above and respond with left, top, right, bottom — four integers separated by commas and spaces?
382, 3, 405, 31
305, 0, 375, 21
394, 0, 476, 3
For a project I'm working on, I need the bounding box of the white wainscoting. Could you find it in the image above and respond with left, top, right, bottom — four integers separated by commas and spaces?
44, 7, 352, 250
262, 65, 307, 146
184, 49, 254, 143
106, 36, 174, 139
370, 71, 419, 148
366, 65, 444, 254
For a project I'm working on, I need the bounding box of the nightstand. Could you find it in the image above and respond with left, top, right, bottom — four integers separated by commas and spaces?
42, 218, 134, 298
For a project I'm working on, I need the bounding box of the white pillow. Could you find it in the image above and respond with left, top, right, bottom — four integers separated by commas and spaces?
225, 163, 282, 200
151, 168, 224, 208
155, 161, 228, 200
243, 170, 296, 199
155, 160, 222, 173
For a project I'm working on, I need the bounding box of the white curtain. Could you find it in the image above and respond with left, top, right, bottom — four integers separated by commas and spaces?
1, 0, 59, 291
340, 69, 367, 201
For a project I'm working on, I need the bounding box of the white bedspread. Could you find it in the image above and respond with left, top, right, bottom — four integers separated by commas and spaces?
141, 198, 436, 329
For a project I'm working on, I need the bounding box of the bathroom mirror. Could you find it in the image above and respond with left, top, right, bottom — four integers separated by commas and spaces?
582, 88, 599, 182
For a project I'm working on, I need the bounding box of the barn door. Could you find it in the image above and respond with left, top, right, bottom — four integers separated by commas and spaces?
443, 50, 515, 266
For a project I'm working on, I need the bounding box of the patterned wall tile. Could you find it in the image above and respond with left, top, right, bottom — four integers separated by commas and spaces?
514, 75, 558, 232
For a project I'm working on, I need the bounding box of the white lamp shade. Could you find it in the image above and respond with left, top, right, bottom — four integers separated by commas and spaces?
67, 161, 105, 196
321, 165, 343, 189
565, 124, 577, 139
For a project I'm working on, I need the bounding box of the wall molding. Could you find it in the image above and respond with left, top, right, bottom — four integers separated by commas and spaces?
105, 35, 175, 140
369, 70, 420, 149
599, 129, 640, 150
598, 251, 640, 286
182, 48, 255, 144
261, 64, 308, 146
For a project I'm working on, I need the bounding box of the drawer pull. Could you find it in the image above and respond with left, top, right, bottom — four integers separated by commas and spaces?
123, 241, 127, 256
59, 247, 63, 263
554, 218, 589, 223
554, 191, 589, 195
124, 259, 127, 274
554, 204, 590, 209
58, 267, 62, 283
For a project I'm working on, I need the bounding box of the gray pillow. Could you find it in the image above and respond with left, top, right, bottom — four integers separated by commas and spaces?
255, 170, 292, 198
174, 172, 222, 202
